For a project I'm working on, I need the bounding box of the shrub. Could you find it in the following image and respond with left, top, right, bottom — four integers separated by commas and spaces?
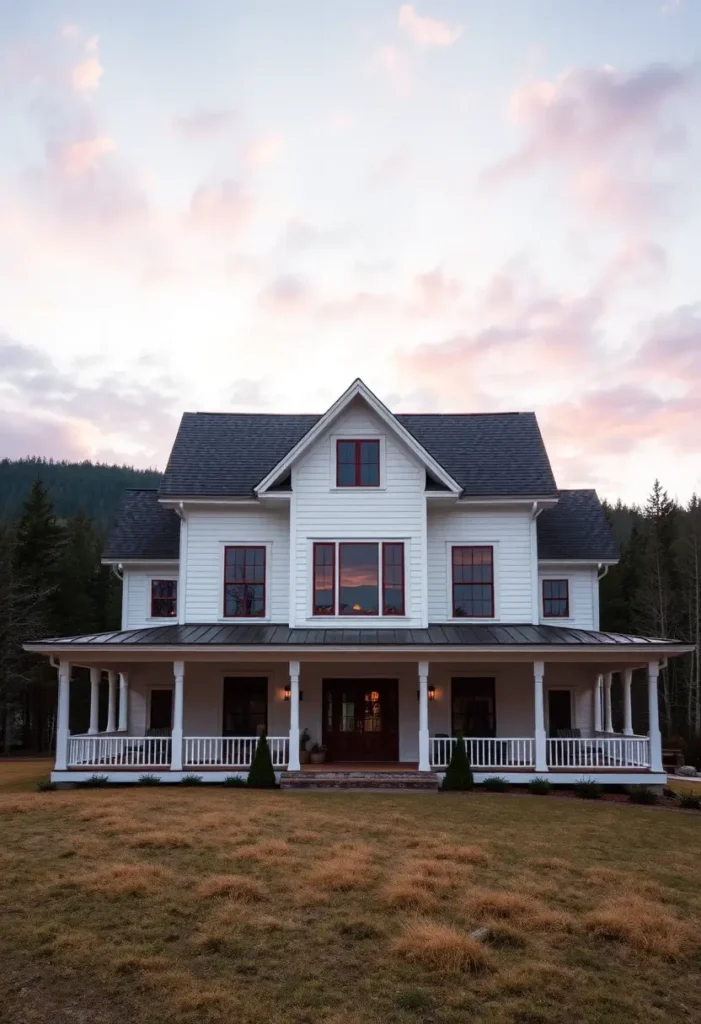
79, 774, 109, 788
180, 774, 203, 786
482, 776, 508, 792
628, 786, 658, 805
36, 778, 55, 792
528, 777, 551, 795
678, 790, 701, 810
247, 731, 277, 788
441, 732, 474, 791
137, 774, 162, 785
223, 776, 247, 787
574, 778, 602, 800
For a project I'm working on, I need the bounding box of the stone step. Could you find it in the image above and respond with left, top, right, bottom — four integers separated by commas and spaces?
280, 771, 439, 791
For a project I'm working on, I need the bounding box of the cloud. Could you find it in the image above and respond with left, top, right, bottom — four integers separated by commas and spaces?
372, 45, 412, 95
412, 268, 462, 312
53, 135, 116, 177
367, 145, 413, 186
633, 303, 701, 382
188, 180, 254, 234
61, 25, 83, 41
398, 5, 463, 47
229, 378, 270, 408
257, 274, 312, 314
171, 107, 238, 138
244, 132, 285, 168
71, 35, 103, 92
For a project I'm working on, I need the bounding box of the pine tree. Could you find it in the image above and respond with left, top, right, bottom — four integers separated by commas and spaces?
247, 730, 277, 787
52, 510, 102, 637
441, 732, 474, 791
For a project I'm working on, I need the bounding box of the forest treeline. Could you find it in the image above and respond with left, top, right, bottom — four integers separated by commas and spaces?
0, 463, 699, 760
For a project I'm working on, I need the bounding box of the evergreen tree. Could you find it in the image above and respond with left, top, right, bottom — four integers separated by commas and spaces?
441, 732, 474, 791
247, 730, 277, 787
52, 510, 102, 637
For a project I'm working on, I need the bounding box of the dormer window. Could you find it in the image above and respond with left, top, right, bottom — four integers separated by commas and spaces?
336, 439, 380, 487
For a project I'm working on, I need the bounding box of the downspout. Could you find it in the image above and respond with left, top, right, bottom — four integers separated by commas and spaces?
530, 501, 545, 625
596, 564, 609, 583
175, 502, 187, 625
111, 563, 124, 582
593, 564, 609, 631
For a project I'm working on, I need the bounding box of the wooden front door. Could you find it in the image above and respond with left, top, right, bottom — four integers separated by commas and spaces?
547, 689, 572, 736
322, 680, 399, 762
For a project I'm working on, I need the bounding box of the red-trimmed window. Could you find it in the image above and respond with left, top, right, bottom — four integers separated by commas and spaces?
339, 543, 379, 615
382, 543, 405, 615
313, 543, 335, 616
452, 546, 494, 618
151, 579, 177, 618
543, 579, 569, 618
336, 439, 380, 487
224, 546, 266, 617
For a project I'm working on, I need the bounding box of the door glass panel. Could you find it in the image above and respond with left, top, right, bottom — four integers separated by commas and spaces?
340, 694, 356, 731
364, 690, 382, 732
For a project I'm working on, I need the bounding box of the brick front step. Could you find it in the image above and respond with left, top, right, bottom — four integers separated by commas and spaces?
280, 771, 439, 791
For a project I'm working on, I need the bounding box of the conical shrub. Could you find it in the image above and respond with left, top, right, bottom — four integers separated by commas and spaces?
441, 731, 474, 791
247, 730, 277, 788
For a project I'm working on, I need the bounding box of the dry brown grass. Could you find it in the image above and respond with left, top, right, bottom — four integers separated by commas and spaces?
308, 841, 378, 891
193, 873, 265, 901
394, 917, 493, 973
233, 837, 291, 862
80, 862, 176, 896
585, 895, 694, 958
432, 842, 490, 864
130, 829, 192, 849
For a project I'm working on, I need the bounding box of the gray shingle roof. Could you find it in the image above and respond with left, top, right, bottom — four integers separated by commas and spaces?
158, 410, 558, 498
537, 489, 618, 561
102, 489, 180, 561
28, 622, 684, 648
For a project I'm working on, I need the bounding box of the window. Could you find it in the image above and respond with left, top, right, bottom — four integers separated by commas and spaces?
451, 678, 496, 737
149, 689, 173, 734
223, 677, 267, 736
382, 543, 405, 615
452, 546, 494, 618
224, 546, 266, 617
313, 543, 335, 615
336, 439, 380, 487
339, 543, 379, 615
543, 579, 569, 618
151, 579, 177, 618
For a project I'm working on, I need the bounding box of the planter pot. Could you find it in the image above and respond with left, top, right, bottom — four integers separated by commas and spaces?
299, 751, 311, 765
310, 752, 326, 764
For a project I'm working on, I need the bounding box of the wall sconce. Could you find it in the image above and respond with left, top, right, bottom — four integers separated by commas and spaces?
283, 685, 303, 701
417, 686, 436, 701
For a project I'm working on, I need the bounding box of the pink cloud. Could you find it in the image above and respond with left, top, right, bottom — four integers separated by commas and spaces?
244, 132, 285, 168
188, 180, 254, 234
412, 268, 462, 312
258, 274, 312, 314
71, 35, 103, 92
398, 5, 463, 47
633, 303, 701, 382
54, 136, 115, 177
372, 45, 412, 96
171, 107, 237, 138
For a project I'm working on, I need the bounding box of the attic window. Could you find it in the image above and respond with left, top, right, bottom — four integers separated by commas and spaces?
151, 580, 177, 618
336, 440, 380, 487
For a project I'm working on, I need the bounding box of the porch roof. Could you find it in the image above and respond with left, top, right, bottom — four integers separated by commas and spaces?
25, 622, 691, 655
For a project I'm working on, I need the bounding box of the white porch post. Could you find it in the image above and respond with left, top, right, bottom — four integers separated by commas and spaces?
88, 668, 100, 735
603, 672, 614, 734
118, 672, 129, 732
55, 660, 71, 771
647, 661, 663, 772
171, 660, 184, 771
534, 660, 547, 772
418, 660, 430, 772
593, 674, 603, 732
622, 668, 634, 736
106, 670, 118, 733
288, 660, 301, 771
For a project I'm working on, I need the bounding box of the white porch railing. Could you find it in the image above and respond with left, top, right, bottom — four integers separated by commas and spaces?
68, 735, 171, 767
430, 737, 535, 769
183, 736, 289, 768
547, 736, 650, 769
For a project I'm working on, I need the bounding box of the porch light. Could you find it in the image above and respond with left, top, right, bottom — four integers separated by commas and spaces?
283, 685, 302, 701
417, 686, 436, 701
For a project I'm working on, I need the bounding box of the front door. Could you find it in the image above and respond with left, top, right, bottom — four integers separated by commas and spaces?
322, 680, 399, 762
223, 677, 268, 736
149, 689, 173, 735
547, 689, 572, 736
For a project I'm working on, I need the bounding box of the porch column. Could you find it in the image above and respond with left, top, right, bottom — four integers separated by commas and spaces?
647, 661, 663, 772
88, 668, 100, 735
54, 660, 71, 771
170, 660, 184, 771
603, 672, 614, 733
534, 660, 547, 772
622, 668, 634, 736
118, 672, 129, 732
106, 671, 118, 733
593, 674, 603, 732
288, 661, 301, 771
418, 660, 430, 772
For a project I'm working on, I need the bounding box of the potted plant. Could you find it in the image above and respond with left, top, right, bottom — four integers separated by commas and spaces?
310, 742, 327, 765
300, 728, 311, 765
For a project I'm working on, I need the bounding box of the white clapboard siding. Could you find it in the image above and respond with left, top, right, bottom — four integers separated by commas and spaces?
427, 505, 534, 622
292, 399, 426, 627
538, 566, 597, 630
122, 567, 179, 629
184, 506, 290, 622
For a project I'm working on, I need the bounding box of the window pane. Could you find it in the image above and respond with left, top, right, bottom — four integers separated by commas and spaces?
337, 463, 356, 486
452, 547, 494, 617
313, 544, 335, 615
338, 441, 356, 464
359, 441, 379, 486
339, 543, 378, 615
543, 579, 568, 617
151, 579, 177, 617
382, 542, 404, 615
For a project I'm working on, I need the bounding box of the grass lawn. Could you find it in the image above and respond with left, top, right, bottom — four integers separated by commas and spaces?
1, 766, 700, 1024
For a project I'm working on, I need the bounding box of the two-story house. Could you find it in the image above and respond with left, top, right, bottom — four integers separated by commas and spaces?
27, 380, 691, 787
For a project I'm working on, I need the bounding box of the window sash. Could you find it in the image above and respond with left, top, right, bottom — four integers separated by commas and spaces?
336, 439, 380, 487
382, 542, 405, 616
452, 546, 494, 618
314, 541, 405, 617
543, 579, 569, 618
313, 543, 335, 616
338, 542, 379, 615
223, 546, 266, 618
151, 579, 177, 618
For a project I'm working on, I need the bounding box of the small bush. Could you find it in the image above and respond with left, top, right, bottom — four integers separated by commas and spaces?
528, 777, 551, 795
223, 775, 247, 787
247, 731, 277, 788
663, 786, 676, 799
678, 790, 701, 810
396, 989, 434, 1011
80, 774, 109, 788
482, 776, 508, 792
628, 786, 658, 805
137, 774, 161, 785
574, 778, 602, 800
180, 774, 203, 786
36, 778, 55, 792
441, 732, 474, 791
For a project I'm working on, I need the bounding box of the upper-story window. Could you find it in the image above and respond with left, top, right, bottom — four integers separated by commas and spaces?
313, 541, 405, 616
543, 579, 569, 618
452, 546, 494, 618
224, 546, 266, 617
336, 439, 380, 487
151, 579, 177, 618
